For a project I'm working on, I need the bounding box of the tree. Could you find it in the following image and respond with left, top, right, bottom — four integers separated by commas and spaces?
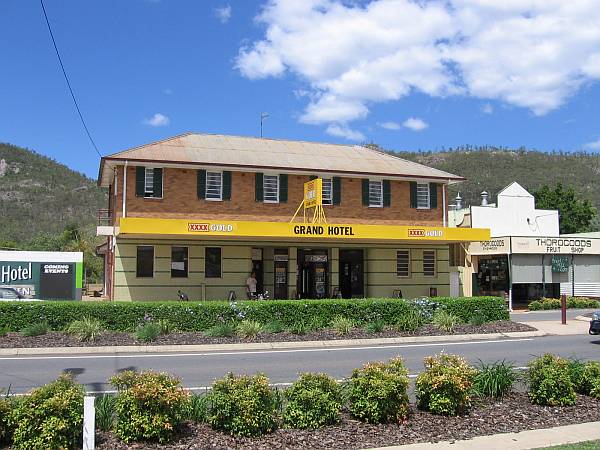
534, 183, 597, 234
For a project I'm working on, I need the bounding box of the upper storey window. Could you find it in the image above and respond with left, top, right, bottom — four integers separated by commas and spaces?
410, 182, 438, 210
135, 166, 163, 199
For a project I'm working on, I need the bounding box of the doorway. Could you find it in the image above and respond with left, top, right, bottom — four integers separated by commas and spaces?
251, 248, 264, 295
297, 249, 328, 298
339, 249, 364, 298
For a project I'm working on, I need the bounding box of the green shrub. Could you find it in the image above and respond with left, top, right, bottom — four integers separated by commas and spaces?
529, 297, 600, 311
207, 372, 279, 437
0, 397, 10, 445
590, 377, 600, 399
135, 322, 161, 342
331, 316, 354, 335
568, 359, 587, 392
187, 393, 209, 423
573, 361, 600, 396
156, 319, 175, 335
263, 321, 284, 334
416, 353, 477, 416
365, 319, 385, 333
348, 357, 410, 423
20, 322, 49, 337
0, 326, 8, 338
528, 354, 577, 406
110, 370, 189, 444
283, 373, 341, 429
395, 308, 424, 332
8, 374, 84, 450
288, 321, 308, 335
66, 317, 105, 342
0, 297, 506, 332
473, 360, 516, 398
432, 310, 460, 332
469, 310, 487, 326
236, 320, 263, 339
205, 322, 235, 337
95, 394, 115, 432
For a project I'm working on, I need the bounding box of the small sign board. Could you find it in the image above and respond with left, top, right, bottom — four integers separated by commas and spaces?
303, 178, 322, 209
551, 255, 570, 273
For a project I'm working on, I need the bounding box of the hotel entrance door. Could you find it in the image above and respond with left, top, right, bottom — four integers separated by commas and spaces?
297, 249, 328, 299
339, 250, 364, 298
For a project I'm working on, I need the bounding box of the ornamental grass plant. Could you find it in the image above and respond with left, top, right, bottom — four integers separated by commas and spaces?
473, 360, 516, 398
66, 317, 105, 342
330, 316, 354, 335
236, 320, 263, 339
20, 322, 49, 337
432, 310, 460, 332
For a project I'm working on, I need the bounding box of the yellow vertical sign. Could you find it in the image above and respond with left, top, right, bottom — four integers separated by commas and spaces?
304, 178, 322, 208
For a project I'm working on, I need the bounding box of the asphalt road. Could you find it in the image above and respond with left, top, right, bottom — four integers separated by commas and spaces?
510, 308, 597, 321
1, 334, 599, 394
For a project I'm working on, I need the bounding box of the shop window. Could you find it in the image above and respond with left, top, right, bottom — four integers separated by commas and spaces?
369, 180, 383, 207
205, 172, 223, 201
263, 174, 279, 203
423, 250, 436, 277
205, 247, 222, 278
322, 178, 333, 205
417, 182, 430, 209
136, 246, 154, 278
396, 250, 410, 277
171, 246, 188, 278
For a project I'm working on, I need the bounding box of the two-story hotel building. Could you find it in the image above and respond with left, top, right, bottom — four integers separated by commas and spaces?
97, 133, 489, 301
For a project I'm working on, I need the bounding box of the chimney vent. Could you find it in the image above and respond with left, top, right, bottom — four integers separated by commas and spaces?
481, 191, 489, 206
455, 193, 463, 210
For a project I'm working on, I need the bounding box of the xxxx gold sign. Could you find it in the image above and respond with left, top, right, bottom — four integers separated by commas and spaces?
119, 217, 490, 242
303, 178, 322, 209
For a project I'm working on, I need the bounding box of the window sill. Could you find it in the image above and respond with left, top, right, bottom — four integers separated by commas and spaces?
142, 197, 163, 201
205, 198, 223, 202
368, 205, 383, 208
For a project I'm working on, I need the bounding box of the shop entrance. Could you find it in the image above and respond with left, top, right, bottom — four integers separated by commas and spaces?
339, 249, 364, 298
297, 249, 328, 299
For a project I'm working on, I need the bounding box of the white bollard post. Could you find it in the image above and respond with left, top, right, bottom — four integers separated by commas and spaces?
83, 396, 95, 450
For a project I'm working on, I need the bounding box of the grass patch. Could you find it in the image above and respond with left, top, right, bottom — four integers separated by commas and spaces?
21, 322, 49, 337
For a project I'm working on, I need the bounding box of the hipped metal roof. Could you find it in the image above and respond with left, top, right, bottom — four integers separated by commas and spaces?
98, 133, 465, 187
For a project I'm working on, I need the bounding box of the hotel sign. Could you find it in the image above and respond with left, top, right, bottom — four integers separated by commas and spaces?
119, 218, 490, 243
303, 178, 322, 209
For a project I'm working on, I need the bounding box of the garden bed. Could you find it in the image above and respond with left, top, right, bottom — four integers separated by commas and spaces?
95, 393, 600, 450
0, 320, 535, 348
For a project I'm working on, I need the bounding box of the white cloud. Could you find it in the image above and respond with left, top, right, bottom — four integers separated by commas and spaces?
402, 117, 428, 132
584, 138, 600, 150
237, 0, 600, 131
379, 121, 401, 130
325, 124, 365, 141
482, 103, 493, 114
142, 113, 170, 127
215, 5, 232, 24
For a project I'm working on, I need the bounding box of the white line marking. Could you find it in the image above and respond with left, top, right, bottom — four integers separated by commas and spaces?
0, 338, 535, 361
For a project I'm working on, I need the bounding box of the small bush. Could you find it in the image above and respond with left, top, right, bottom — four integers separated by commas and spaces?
236, 320, 263, 339
432, 310, 460, 332
573, 361, 600, 396
331, 316, 354, 335
590, 377, 600, 399
135, 322, 161, 343
473, 360, 516, 398
529, 297, 600, 311
416, 353, 477, 416
395, 309, 424, 332
348, 357, 410, 423
187, 393, 209, 423
406, 297, 439, 322
95, 394, 116, 432
156, 319, 175, 335
111, 370, 189, 444
366, 319, 385, 334
204, 323, 235, 338
469, 310, 487, 326
0, 326, 8, 338
20, 322, 49, 337
66, 317, 105, 342
528, 354, 576, 406
207, 372, 279, 437
263, 321, 284, 334
0, 397, 10, 445
8, 374, 84, 450
283, 373, 341, 429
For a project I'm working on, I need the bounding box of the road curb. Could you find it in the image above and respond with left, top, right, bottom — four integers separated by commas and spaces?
0, 330, 547, 356
365, 420, 600, 449
575, 315, 592, 322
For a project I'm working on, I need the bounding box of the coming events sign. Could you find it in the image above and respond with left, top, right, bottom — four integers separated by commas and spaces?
119, 217, 490, 242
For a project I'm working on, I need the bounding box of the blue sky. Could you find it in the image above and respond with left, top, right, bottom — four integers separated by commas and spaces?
2, 0, 600, 179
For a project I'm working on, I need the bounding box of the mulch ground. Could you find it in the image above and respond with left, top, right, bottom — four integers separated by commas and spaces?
0, 321, 535, 348
95, 393, 600, 450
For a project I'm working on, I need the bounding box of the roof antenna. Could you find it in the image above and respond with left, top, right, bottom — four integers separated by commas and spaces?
260, 112, 269, 138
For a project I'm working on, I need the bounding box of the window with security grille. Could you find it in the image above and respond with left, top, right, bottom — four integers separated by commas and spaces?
322, 178, 333, 205
144, 168, 154, 197
396, 250, 410, 277
369, 180, 383, 207
423, 250, 436, 277
263, 174, 279, 203
417, 183, 430, 209
205, 172, 223, 200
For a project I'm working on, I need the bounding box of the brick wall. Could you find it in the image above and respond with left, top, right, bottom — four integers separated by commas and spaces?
112, 166, 444, 226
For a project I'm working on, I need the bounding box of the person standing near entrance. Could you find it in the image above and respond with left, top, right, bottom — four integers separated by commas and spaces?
246, 271, 258, 299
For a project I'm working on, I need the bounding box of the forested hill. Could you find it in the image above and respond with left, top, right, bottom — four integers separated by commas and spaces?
391, 146, 600, 210
0, 143, 107, 244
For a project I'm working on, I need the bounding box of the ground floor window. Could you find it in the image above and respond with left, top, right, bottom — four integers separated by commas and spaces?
423, 250, 436, 277
171, 246, 188, 278
396, 250, 410, 277
205, 247, 221, 278
136, 246, 154, 278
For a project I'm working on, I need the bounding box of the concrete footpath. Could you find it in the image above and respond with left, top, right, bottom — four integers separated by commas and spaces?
368, 421, 600, 450
520, 319, 590, 336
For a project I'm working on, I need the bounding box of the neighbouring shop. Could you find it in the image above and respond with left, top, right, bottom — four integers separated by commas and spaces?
0, 251, 84, 300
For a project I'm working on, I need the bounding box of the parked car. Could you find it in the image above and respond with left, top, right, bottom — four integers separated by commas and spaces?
0, 287, 40, 301
589, 311, 600, 335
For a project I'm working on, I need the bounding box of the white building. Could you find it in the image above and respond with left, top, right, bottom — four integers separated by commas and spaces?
450, 182, 600, 309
